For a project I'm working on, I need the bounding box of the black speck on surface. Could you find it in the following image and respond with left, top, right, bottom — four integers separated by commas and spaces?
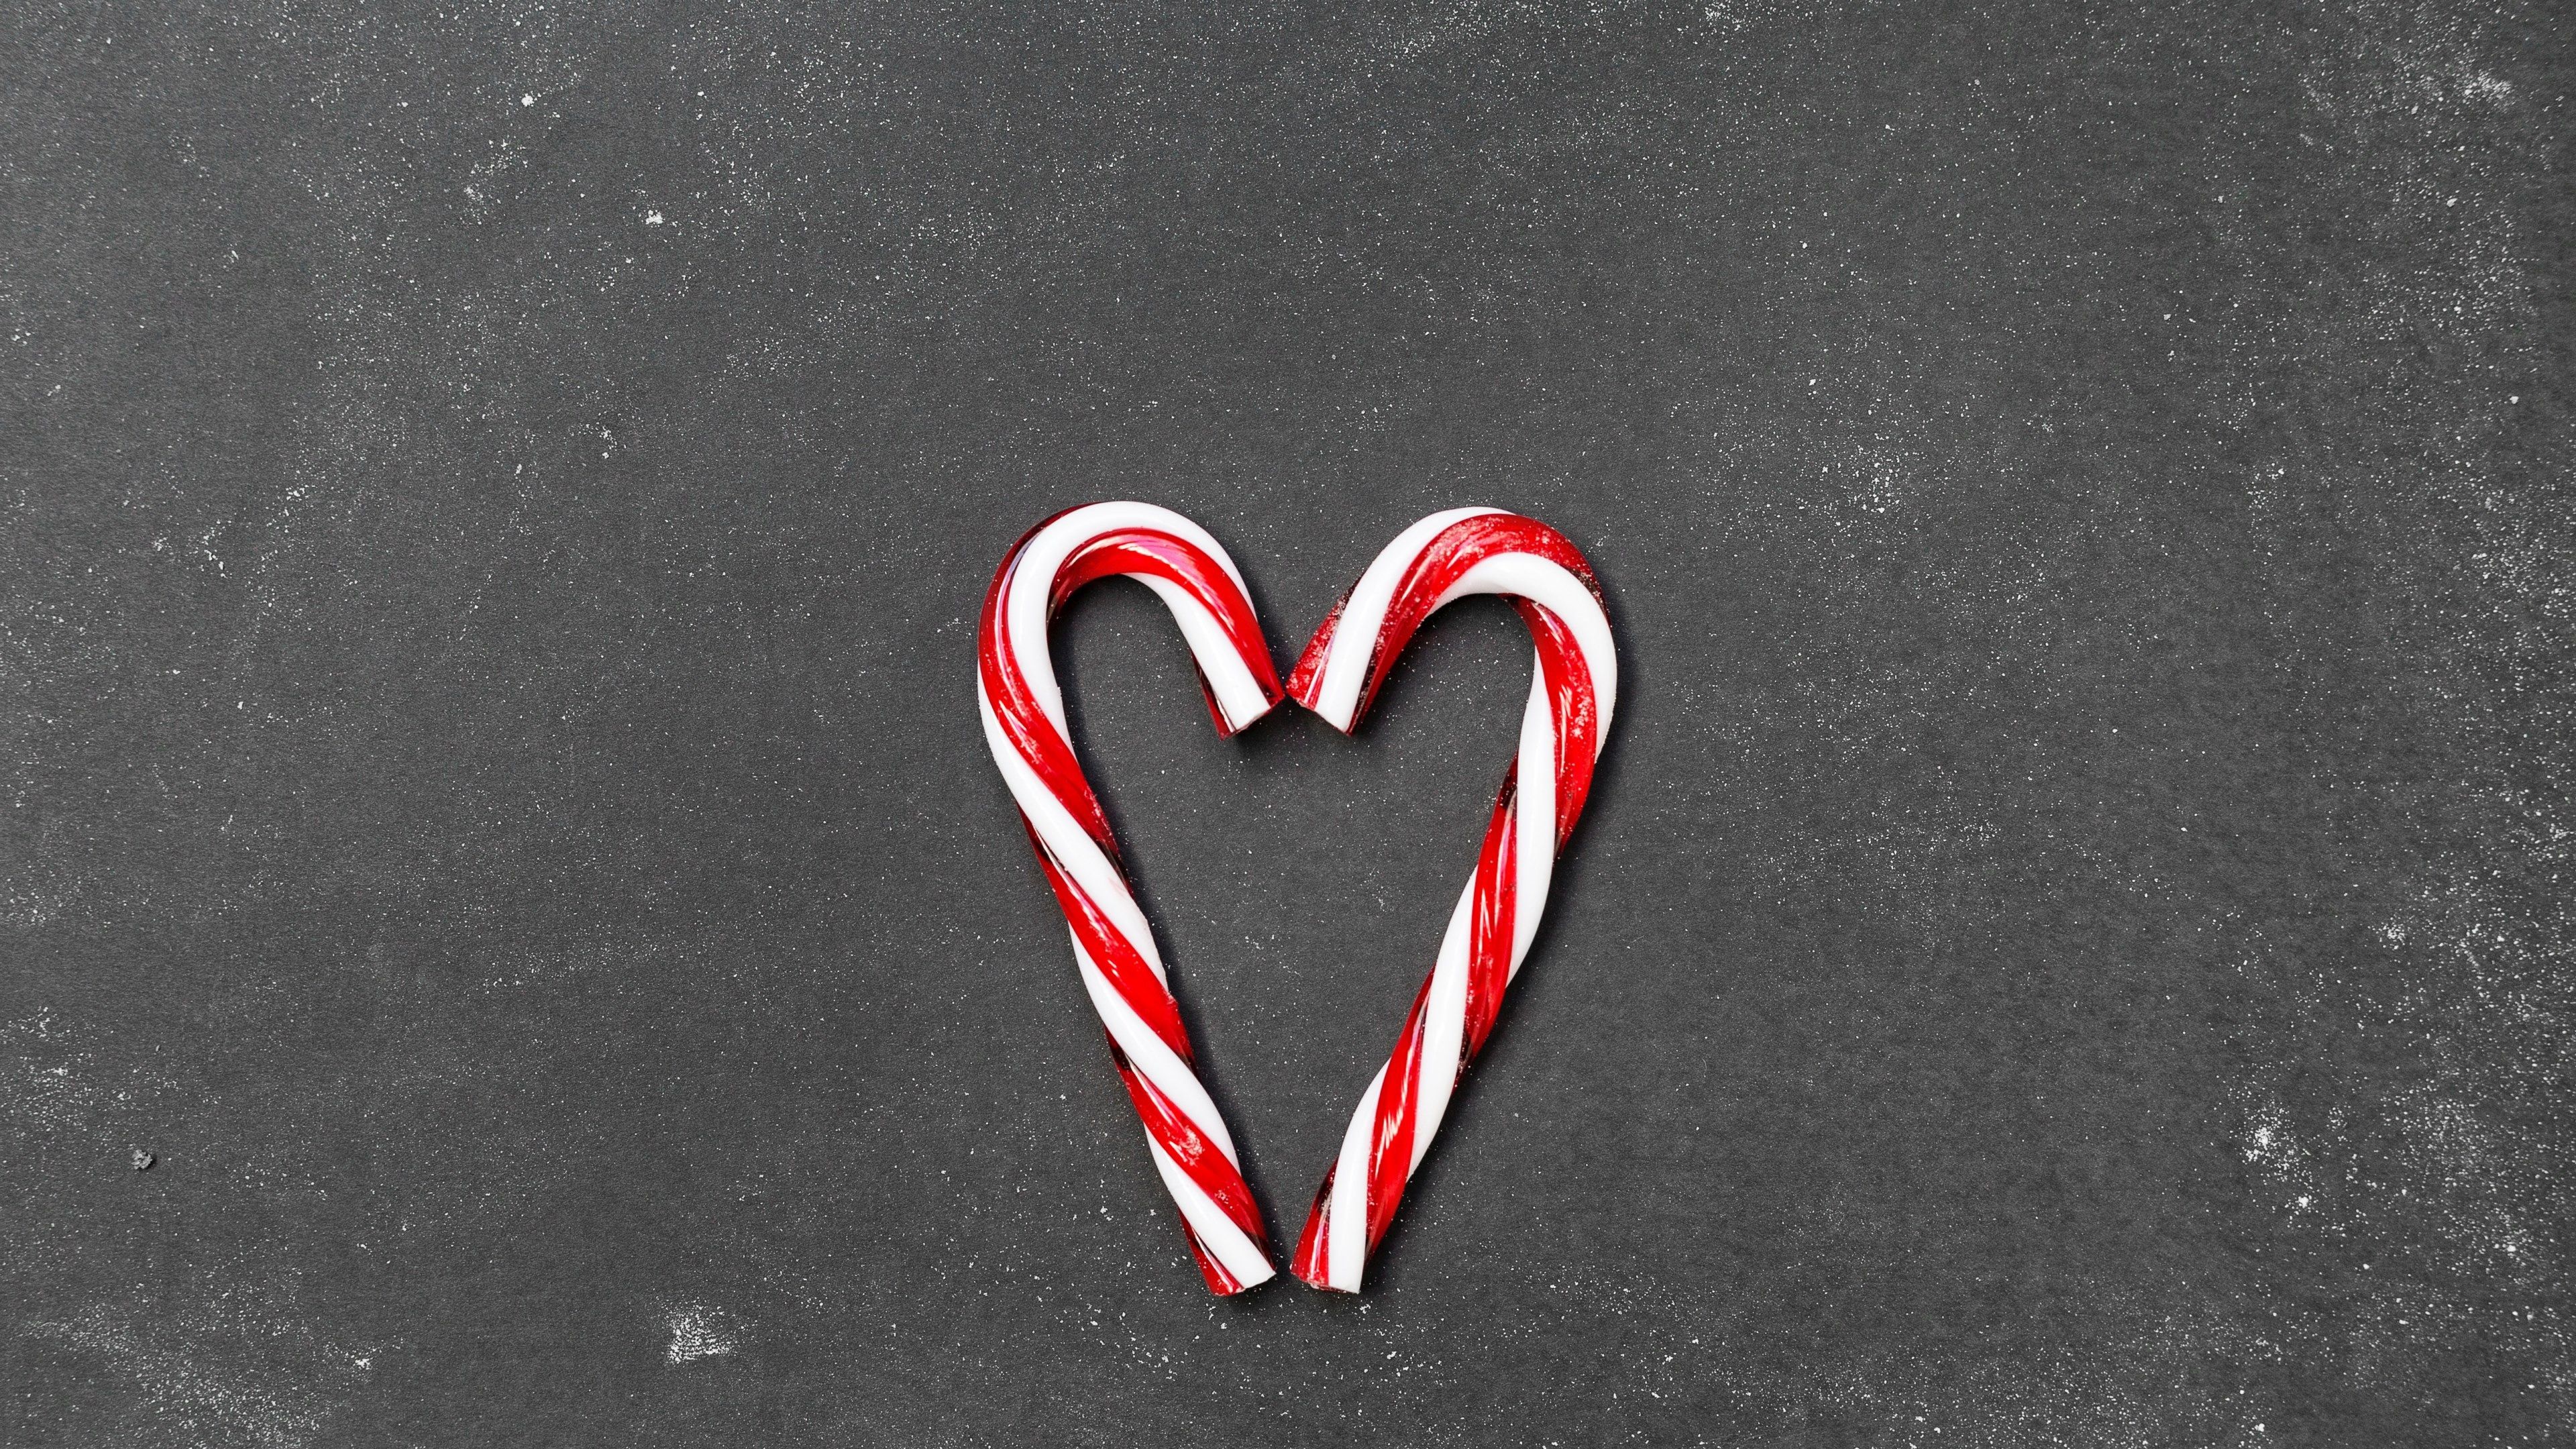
4, 2, 2573, 1445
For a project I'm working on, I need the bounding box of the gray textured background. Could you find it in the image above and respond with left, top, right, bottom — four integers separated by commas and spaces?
5, 1, 2573, 1445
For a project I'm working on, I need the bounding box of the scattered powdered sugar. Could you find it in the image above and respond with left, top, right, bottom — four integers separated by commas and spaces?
23, 1289, 376, 1449
663, 1303, 742, 1364
1, 1008, 183, 1142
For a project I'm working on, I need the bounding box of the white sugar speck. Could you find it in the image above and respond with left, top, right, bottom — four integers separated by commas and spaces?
663, 1305, 737, 1364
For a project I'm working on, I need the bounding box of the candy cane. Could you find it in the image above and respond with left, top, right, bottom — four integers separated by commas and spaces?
1285, 508, 1618, 1292
976, 502, 1283, 1295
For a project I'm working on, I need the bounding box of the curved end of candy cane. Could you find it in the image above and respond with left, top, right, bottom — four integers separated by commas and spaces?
1200, 667, 1286, 740
1287, 508, 1520, 736
1284, 592, 1362, 734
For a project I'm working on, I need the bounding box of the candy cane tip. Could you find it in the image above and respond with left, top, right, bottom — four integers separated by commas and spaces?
1187, 1235, 1277, 1296
1283, 682, 1358, 735
1287, 1197, 1343, 1290
1211, 692, 1286, 739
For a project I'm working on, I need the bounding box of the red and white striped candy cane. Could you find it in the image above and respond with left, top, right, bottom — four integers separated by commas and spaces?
976, 502, 1283, 1295
1285, 508, 1618, 1292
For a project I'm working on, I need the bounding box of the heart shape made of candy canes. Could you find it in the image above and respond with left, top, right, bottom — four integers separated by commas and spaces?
976, 503, 1617, 1295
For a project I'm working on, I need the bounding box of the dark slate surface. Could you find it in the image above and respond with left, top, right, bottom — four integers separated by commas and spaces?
5, 2, 2572, 1445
